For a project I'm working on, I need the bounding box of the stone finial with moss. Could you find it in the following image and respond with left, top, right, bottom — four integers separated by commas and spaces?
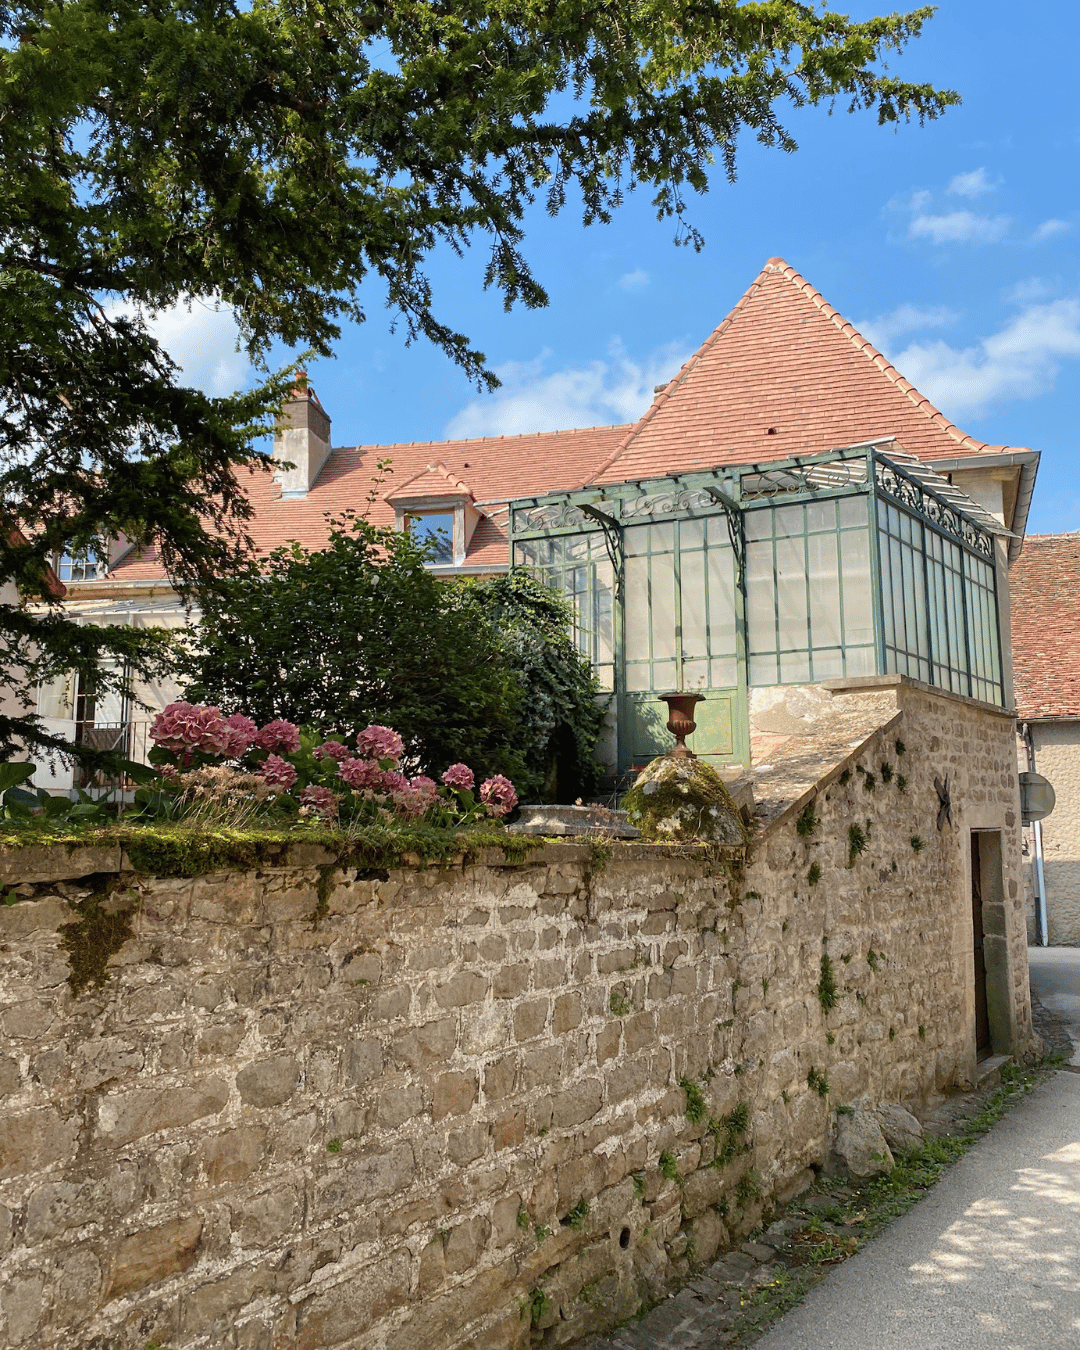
622, 756, 748, 845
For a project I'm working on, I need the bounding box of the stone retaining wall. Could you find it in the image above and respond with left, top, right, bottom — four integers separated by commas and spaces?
0, 682, 1034, 1350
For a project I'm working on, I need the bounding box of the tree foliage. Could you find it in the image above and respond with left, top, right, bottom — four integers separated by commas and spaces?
178, 517, 605, 800
0, 0, 958, 757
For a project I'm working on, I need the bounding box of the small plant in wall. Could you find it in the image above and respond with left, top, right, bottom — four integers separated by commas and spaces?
894, 738, 906, 757
867, 948, 882, 972
839, 767, 852, 787
880, 761, 893, 784
807, 861, 822, 886
807, 1067, 829, 1099
818, 952, 840, 1013
910, 835, 925, 853
796, 801, 819, 837
609, 988, 632, 1016
847, 822, 869, 865
521, 1287, 551, 1328
735, 1169, 763, 1204
680, 1076, 708, 1124
563, 1198, 590, 1230
659, 1150, 682, 1183
896, 773, 908, 793
862, 771, 877, 792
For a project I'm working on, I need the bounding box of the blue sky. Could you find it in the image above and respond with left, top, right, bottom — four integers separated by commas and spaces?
163, 0, 1078, 534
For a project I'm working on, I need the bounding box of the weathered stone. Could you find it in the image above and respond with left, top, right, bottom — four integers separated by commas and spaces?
0, 1106, 80, 1178
96, 1079, 229, 1145
393, 1018, 457, 1070
377, 1083, 424, 1129
233, 1185, 301, 1247
0, 1053, 20, 1097
873, 1103, 925, 1154
0, 893, 71, 937
236, 1055, 301, 1108
313, 1143, 415, 1217
624, 756, 748, 845
1, 1271, 45, 1345
433, 1069, 478, 1119
551, 1078, 603, 1129
344, 1037, 383, 1085
106, 1214, 204, 1300
828, 1109, 895, 1178
203, 1126, 267, 1186
295, 1251, 412, 1350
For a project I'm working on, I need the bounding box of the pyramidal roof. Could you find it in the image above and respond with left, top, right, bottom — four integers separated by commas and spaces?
590, 257, 1021, 484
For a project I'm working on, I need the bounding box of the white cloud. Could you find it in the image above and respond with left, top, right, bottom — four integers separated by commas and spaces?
909, 210, 1011, 245
888, 298, 1080, 416
444, 339, 691, 439
857, 303, 958, 353
948, 168, 996, 198
1033, 218, 1071, 242
104, 295, 251, 397
618, 268, 651, 293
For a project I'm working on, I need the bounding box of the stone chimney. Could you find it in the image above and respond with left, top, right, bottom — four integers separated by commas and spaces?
271, 373, 332, 498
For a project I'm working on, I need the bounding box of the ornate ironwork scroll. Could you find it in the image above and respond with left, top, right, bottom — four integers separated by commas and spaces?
875, 461, 993, 558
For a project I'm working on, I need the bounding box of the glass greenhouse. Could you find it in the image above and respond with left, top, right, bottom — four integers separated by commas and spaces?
507, 442, 1007, 777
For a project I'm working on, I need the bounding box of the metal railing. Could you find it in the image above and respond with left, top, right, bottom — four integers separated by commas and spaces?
73, 721, 153, 790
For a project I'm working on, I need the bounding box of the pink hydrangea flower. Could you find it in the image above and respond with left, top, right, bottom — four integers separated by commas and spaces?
381, 770, 409, 795
410, 775, 439, 802
150, 702, 230, 756
313, 740, 350, 762
356, 724, 404, 764
441, 762, 474, 791
221, 712, 258, 758
259, 754, 297, 792
299, 785, 339, 819
254, 719, 301, 753
479, 774, 518, 817
338, 757, 384, 790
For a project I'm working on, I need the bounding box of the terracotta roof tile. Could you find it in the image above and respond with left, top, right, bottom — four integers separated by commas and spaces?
588, 257, 1022, 484
109, 425, 628, 581
1011, 534, 1080, 719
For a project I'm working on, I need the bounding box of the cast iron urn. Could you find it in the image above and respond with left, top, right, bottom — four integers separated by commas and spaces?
658, 692, 705, 759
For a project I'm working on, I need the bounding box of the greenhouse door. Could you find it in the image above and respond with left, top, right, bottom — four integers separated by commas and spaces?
619, 515, 747, 776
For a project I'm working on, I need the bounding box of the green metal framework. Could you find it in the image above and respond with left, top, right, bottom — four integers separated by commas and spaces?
506, 443, 1005, 777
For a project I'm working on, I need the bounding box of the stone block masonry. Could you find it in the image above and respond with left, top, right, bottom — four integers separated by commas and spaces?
0, 682, 1034, 1350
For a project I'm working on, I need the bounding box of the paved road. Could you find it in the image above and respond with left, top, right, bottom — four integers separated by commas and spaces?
1028, 946, 1080, 1067
752, 1070, 1080, 1350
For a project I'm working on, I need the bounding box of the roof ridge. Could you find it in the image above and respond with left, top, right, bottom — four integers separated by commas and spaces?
336, 423, 633, 455
765, 258, 991, 456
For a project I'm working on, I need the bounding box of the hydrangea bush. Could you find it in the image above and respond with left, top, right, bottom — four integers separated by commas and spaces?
144, 702, 517, 828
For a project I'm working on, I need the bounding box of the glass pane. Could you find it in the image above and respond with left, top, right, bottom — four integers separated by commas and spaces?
624, 557, 650, 662
651, 523, 675, 553
682, 659, 709, 689
710, 656, 739, 687
706, 544, 736, 657
625, 662, 652, 692
780, 652, 811, 683
807, 532, 842, 649
845, 646, 876, 676
746, 540, 776, 656
38, 672, 76, 720
840, 528, 874, 646
651, 660, 677, 691
805, 501, 837, 533
775, 534, 808, 652
773, 503, 804, 540
838, 495, 868, 529
811, 648, 844, 680
409, 511, 455, 564
515, 542, 536, 567
650, 550, 677, 665
680, 551, 707, 661
744, 508, 773, 542
680, 518, 705, 551
750, 653, 778, 685
623, 524, 650, 558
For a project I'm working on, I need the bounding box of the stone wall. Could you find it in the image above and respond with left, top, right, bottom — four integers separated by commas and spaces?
0, 682, 1034, 1350
1024, 720, 1080, 945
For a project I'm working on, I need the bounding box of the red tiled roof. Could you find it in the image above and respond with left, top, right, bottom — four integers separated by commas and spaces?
109, 425, 628, 580
1011, 534, 1080, 719
589, 257, 1020, 484
108, 256, 1031, 584
385, 462, 475, 502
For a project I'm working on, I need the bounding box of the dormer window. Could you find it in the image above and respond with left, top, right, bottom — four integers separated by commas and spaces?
406, 510, 456, 566
387, 462, 484, 570
56, 547, 104, 583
